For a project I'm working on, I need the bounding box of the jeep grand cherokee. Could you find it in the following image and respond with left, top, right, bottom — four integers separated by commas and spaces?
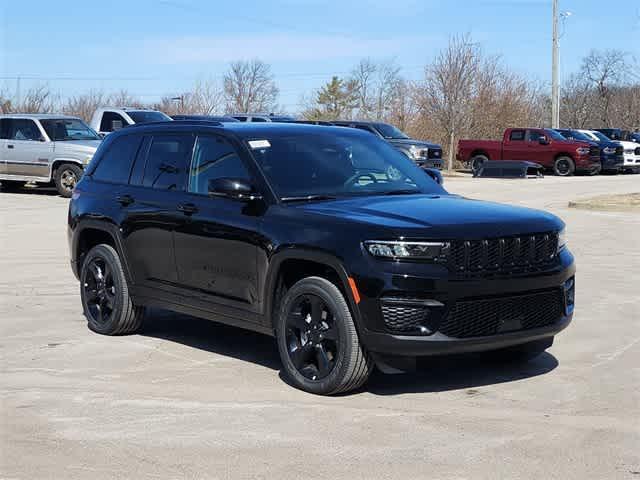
68, 121, 575, 395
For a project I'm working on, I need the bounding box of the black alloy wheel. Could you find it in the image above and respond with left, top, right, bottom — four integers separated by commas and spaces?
83, 256, 116, 327
285, 294, 339, 381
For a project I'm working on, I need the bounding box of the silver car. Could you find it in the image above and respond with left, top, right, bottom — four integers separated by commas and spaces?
0, 114, 102, 197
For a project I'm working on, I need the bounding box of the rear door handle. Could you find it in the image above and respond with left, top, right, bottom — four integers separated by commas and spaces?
7, 144, 14, 149
116, 194, 135, 206
177, 203, 198, 215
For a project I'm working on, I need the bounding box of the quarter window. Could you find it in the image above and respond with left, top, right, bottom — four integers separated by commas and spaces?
188, 136, 250, 195
509, 130, 525, 141
92, 134, 143, 184
142, 134, 194, 191
100, 112, 128, 132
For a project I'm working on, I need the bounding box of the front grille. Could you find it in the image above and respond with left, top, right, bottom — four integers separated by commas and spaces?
590, 146, 601, 157
428, 149, 442, 159
448, 232, 559, 278
438, 289, 564, 338
615, 146, 624, 156
381, 302, 430, 333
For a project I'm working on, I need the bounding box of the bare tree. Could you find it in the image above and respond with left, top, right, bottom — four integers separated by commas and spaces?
223, 60, 279, 113
350, 58, 403, 120
581, 49, 628, 126
1, 84, 58, 113
63, 90, 106, 121
107, 89, 144, 108
417, 34, 480, 170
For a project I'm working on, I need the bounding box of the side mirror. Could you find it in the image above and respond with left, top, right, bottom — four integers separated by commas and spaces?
538, 136, 549, 145
111, 119, 124, 131
208, 177, 262, 201
423, 167, 443, 185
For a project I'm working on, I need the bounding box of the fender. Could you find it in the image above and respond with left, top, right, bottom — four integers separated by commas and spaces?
262, 248, 363, 331
72, 218, 134, 284
49, 157, 86, 181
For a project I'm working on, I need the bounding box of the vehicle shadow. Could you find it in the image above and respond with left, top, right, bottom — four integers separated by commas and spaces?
140, 309, 558, 394
140, 309, 282, 371
363, 352, 558, 395
0, 185, 61, 196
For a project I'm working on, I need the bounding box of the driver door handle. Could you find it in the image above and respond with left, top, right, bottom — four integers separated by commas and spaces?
177, 203, 198, 215
116, 194, 135, 206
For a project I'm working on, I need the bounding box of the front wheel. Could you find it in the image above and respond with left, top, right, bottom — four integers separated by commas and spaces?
275, 277, 373, 395
54, 163, 83, 197
553, 156, 575, 176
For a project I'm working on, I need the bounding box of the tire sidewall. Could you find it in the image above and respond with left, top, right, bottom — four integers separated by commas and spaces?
471, 155, 488, 174
80, 244, 127, 334
553, 156, 575, 176
275, 278, 356, 395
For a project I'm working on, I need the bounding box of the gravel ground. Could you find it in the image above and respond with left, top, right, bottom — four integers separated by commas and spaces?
1, 175, 639, 480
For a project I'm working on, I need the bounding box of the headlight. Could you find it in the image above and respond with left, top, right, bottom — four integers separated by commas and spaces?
364, 240, 448, 261
407, 145, 423, 160
558, 228, 567, 252
603, 147, 616, 155
576, 147, 590, 155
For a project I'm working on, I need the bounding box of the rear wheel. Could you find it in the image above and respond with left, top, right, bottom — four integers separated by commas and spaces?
54, 163, 83, 197
553, 156, 575, 176
80, 244, 144, 335
1, 180, 26, 191
275, 277, 373, 395
471, 154, 488, 175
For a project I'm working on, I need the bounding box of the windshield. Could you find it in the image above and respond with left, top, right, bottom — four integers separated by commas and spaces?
373, 123, 409, 139
544, 129, 568, 141
558, 130, 592, 142
248, 130, 445, 199
590, 131, 611, 142
41, 118, 100, 141
126, 111, 171, 123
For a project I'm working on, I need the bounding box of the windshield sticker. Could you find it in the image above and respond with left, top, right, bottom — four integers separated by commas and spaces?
248, 140, 271, 149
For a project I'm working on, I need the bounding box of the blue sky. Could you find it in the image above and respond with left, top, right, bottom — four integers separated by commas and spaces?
1, 0, 638, 112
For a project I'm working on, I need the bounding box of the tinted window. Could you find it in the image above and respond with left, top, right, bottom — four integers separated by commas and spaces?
374, 123, 409, 139
2, 119, 42, 140
249, 130, 444, 198
142, 134, 194, 190
528, 130, 544, 142
188, 136, 250, 195
509, 130, 525, 141
100, 112, 128, 132
251, 117, 268, 122
355, 125, 377, 135
92, 134, 143, 184
41, 118, 100, 141
233, 116, 248, 122
126, 111, 171, 123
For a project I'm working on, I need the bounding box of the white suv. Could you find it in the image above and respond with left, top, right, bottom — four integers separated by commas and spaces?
90, 107, 171, 136
0, 114, 102, 197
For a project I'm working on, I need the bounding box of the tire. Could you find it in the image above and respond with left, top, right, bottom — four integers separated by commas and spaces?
1, 180, 26, 191
485, 338, 553, 363
553, 156, 575, 176
54, 163, 83, 197
470, 154, 488, 175
275, 276, 373, 395
80, 244, 144, 335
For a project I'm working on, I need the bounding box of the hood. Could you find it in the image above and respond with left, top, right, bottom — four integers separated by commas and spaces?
294, 194, 562, 238
388, 138, 441, 150
54, 139, 102, 153
556, 139, 594, 148
617, 140, 640, 150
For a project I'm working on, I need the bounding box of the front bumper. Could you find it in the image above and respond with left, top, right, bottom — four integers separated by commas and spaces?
601, 154, 624, 170
416, 158, 444, 170
352, 250, 575, 357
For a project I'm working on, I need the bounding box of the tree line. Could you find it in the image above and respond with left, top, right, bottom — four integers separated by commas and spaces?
1, 34, 638, 167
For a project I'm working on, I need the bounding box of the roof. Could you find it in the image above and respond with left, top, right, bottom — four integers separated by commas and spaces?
0, 113, 81, 120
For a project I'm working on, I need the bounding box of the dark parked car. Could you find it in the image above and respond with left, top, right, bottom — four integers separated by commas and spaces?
68, 122, 575, 395
331, 121, 444, 170
171, 115, 239, 122
556, 129, 624, 173
595, 128, 632, 141
230, 113, 297, 122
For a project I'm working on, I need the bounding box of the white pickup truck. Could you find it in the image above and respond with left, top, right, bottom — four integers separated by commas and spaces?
0, 114, 102, 197
90, 107, 171, 136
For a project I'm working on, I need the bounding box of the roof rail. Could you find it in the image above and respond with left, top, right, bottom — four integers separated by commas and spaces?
124, 120, 224, 129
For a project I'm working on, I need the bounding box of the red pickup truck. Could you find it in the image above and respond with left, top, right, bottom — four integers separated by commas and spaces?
457, 128, 601, 176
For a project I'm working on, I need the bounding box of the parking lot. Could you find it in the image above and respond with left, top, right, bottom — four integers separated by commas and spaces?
1, 175, 639, 479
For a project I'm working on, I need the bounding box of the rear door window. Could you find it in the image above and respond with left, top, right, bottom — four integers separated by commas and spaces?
92, 134, 143, 184
4, 119, 42, 141
142, 134, 194, 191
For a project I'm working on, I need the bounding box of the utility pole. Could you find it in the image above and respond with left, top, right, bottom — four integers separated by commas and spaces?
551, 0, 559, 128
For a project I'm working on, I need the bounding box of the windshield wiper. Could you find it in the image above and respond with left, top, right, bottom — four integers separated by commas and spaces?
281, 194, 337, 203
383, 189, 421, 196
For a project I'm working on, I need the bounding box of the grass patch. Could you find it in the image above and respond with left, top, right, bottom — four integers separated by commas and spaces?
569, 193, 640, 212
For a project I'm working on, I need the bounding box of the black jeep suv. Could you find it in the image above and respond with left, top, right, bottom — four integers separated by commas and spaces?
68, 121, 575, 395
